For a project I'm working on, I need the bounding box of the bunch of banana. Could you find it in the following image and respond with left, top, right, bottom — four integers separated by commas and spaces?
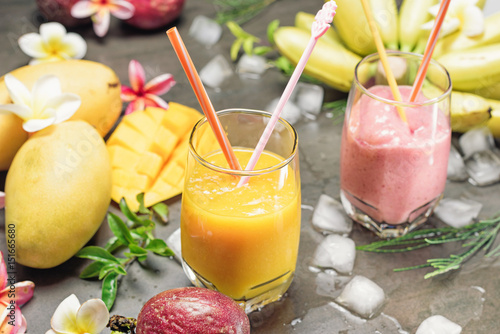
272, 0, 500, 135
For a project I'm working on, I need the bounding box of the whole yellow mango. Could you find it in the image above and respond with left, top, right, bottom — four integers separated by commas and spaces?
5, 120, 112, 269
0, 114, 28, 171
0, 59, 122, 171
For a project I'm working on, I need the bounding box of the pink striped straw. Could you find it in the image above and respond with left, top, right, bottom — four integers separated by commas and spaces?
237, 1, 337, 187
409, 0, 451, 102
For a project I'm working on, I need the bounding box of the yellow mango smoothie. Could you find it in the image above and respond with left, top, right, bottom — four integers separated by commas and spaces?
181, 148, 301, 304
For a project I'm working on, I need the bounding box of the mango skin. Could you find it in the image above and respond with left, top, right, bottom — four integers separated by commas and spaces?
0, 59, 122, 170
0, 114, 28, 171
5, 120, 112, 269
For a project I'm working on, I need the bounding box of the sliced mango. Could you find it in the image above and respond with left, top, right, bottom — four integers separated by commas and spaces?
107, 102, 203, 211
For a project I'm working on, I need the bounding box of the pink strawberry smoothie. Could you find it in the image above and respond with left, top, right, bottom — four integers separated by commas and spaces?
340, 85, 451, 225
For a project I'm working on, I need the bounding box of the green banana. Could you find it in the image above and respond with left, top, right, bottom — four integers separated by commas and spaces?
399, 0, 437, 52
433, 12, 500, 58
450, 91, 491, 133
437, 44, 500, 91
332, 0, 398, 56
294, 11, 343, 47
274, 26, 361, 92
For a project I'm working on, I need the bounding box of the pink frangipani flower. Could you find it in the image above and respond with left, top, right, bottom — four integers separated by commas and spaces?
0, 251, 35, 334
71, 0, 135, 37
121, 60, 176, 115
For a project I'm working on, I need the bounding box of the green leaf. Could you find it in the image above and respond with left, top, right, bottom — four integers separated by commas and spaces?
119, 198, 142, 225
243, 38, 255, 55
80, 261, 106, 279
146, 239, 174, 257
76, 246, 121, 264
99, 263, 127, 280
226, 21, 249, 39
124, 244, 148, 261
230, 38, 243, 61
152, 202, 169, 223
272, 56, 294, 74
108, 212, 136, 246
102, 272, 119, 310
136, 193, 149, 214
267, 19, 280, 44
104, 236, 123, 253
253, 46, 273, 56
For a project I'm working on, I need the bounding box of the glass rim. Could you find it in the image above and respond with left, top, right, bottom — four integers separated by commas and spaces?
188, 108, 299, 176
353, 51, 452, 107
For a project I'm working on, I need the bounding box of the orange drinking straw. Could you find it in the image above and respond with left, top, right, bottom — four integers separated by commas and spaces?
409, 0, 451, 102
166, 27, 241, 171
360, 0, 407, 123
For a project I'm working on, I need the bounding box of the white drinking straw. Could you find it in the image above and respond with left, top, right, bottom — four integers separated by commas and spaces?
237, 0, 337, 187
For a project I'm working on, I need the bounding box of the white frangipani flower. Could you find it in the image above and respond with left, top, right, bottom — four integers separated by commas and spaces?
422, 0, 484, 38
46, 294, 109, 334
0, 74, 81, 133
18, 22, 87, 65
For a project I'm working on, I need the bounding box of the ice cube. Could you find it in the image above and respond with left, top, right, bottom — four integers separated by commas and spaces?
415, 315, 462, 334
290, 82, 324, 119
315, 271, 351, 298
266, 97, 302, 125
312, 234, 356, 274
433, 198, 482, 228
464, 150, 500, 186
236, 54, 269, 79
335, 275, 385, 319
312, 194, 352, 235
447, 145, 468, 182
458, 127, 495, 158
199, 54, 233, 89
166, 228, 182, 261
188, 15, 222, 47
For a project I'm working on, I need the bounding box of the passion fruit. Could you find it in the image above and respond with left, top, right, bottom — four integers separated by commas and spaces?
136, 287, 251, 334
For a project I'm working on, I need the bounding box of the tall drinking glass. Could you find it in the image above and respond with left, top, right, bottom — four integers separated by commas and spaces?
340, 51, 452, 238
180, 109, 301, 313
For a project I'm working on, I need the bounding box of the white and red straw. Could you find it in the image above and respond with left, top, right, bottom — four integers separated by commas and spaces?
237, 0, 337, 187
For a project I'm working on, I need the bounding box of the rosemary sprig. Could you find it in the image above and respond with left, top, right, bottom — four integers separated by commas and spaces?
76, 194, 173, 310
214, 0, 278, 25
357, 215, 500, 279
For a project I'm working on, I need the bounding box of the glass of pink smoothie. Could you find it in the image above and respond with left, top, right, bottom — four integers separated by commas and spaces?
340, 51, 452, 238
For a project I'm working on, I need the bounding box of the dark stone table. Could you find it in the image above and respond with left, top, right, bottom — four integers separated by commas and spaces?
1, 0, 500, 333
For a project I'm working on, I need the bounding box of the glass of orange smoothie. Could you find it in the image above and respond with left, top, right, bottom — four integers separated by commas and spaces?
180, 109, 301, 313
340, 51, 452, 238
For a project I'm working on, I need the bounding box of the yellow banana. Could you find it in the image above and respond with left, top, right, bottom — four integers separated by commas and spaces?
486, 98, 500, 137
437, 44, 500, 91
333, 0, 398, 56
450, 91, 491, 133
433, 12, 500, 58
398, 0, 437, 52
370, 0, 399, 50
274, 26, 361, 92
294, 11, 343, 47
332, 0, 376, 56
463, 81, 500, 100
